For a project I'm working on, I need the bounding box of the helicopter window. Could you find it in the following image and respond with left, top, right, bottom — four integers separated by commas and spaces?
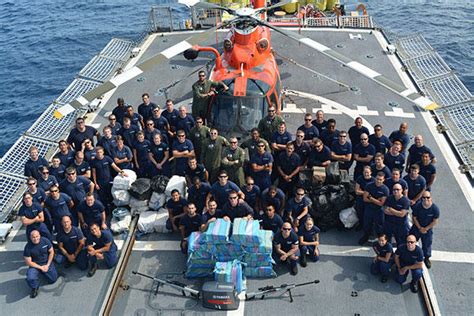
247, 79, 270, 96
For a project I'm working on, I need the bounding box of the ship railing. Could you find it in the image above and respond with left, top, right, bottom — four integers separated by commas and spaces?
305, 16, 338, 27
394, 33, 474, 177
0, 37, 136, 222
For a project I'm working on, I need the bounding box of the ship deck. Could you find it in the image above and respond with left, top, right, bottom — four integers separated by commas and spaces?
1, 26, 473, 315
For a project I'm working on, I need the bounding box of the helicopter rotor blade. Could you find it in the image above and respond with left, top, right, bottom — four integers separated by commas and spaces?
253, 17, 438, 111
54, 26, 220, 119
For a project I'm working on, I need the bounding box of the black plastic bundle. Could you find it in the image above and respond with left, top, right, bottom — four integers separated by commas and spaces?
129, 178, 152, 200
325, 162, 341, 185
150, 175, 170, 193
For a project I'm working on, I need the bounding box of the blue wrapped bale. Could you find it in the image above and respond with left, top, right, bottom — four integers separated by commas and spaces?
231, 218, 261, 244
242, 230, 273, 254
243, 253, 274, 267
201, 218, 231, 243
214, 260, 245, 293
245, 266, 277, 278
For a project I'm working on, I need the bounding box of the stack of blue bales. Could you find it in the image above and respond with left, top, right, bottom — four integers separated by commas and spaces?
186, 218, 276, 279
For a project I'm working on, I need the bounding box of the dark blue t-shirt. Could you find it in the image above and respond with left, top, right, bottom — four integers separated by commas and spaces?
384, 195, 410, 224
389, 131, 410, 153
311, 119, 328, 134
57, 226, 85, 254
320, 129, 339, 147
369, 134, 392, 154
97, 136, 118, 157
412, 203, 440, 228
408, 144, 435, 165
331, 141, 352, 169
250, 152, 273, 178
88, 229, 117, 253
24, 157, 49, 180
133, 139, 152, 164
297, 225, 320, 243
187, 182, 211, 212
67, 126, 98, 151
92, 156, 115, 184
395, 244, 423, 267
222, 201, 254, 221
38, 175, 58, 192
364, 183, 389, 211
59, 176, 91, 204
150, 142, 169, 163
166, 197, 188, 217
19, 202, 44, 231
138, 102, 158, 122
202, 209, 225, 223
73, 160, 90, 176
241, 184, 261, 209
371, 164, 392, 180
210, 181, 240, 207
23, 237, 52, 265
354, 143, 376, 166
30, 188, 47, 205
55, 150, 75, 168
307, 145, 332, 168
119, 125, 140, 148
162, 109, 179, 129
261, 187, 285, 212
278, 152, 301, 175
403, 175, 426, 200
385, 178, 408, 192
179, 213, 203, 237
384, 152, 406, 172
261, 214, 284, 234
271, 131, 292, 146
274, 231, 299, 252
153, 116, 169, 134
297, 124, 319, 141
77, 200, 105, 225
50, 164, 66, 181
113, 145, 133, 169
285, 196, 311, 221
348, 126, 370, 148
172, 139, 194, 174
175, 115, 195, 135
185, 163, 207, 182
45, 193, 72, 221
419, 163, 436, 185
373, 241, 393, 258
293, 141, 311, 165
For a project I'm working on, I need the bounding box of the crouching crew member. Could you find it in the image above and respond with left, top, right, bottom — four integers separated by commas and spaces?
298, 217, 320, 267
179, 203, 204, 253
87, 223, 118, 277
394, 234, 424, 293
24, 230, 58, 298
273, 222, 300, 275
409, 192, 439, 269
371, 234, 393, 283
284, 188, 311, 233
57, 215, 88, 270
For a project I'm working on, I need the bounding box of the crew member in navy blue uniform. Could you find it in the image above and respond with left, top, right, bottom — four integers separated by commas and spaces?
175, 106, 195, 136
285, 188, 311, 232
162, 99, 179, 136
67, 117, 100, 151
24, 146, 49, 180
149, 133, 170, 177
57, 215, 87, 270
24, 230, 57, 298
26, 177, 47, 207
260, 205, 283, 234
371, 234, 393, 283
271, 122, 292, 179
86, 224, 118, 277
409, 192, 439, 269
207, 170, 244, 208
383, 184, 410, 246
384, 141, 405, 173
50, 157, 66, 182
354, 166, 374, 230
369, 124, 392, 154
201, 200, 225, 228
60, 167, 94, 225
298, 217, 320, 267
119, 117, 140, 148
125, 105, 144, 130
394, 234, 424, 293
107, 114, 122, 136
133, 131, 152, 178
277, 142, 301, 195
222, 191, 254, 221
273, 222, 300, 275
187, 177, 211, 213
172, 130, 195, 176
166, 189, 188, 232
38, 166, 58, 194
72, 151, 91, 178
112, 97, 128, 124
359, 172, 389, 245
56, 140, 76, 167
348, 117, 370, 150
144, 119, 161, 142
292, 130, 311, 166
179, 203, 204, 253
385, 168, 408, 196
83, 138, 97, 163
137, 93, 158, 122
297, 113, 319, 143
389, 122, 410, 153
112, 135, 133, 170
261, 186, 286, 217
353, 133, 376, 180
185, 157, 208, 186
370, 153, 391, 180
330, 130, 352, 170
406, 135, 436, 172
97, 126, 117, 157
307, 138, 331, 168
419, 152, 437, 191
241, 176, 261, 215
19, 192, 52, 242
403, 164, 426, 207
311, 110, 328, 135
151, 107, 171, 138
320, 118, 340, 148
78, 193, 107, 238
250, 141, 273, 191
45, 185, 74, 233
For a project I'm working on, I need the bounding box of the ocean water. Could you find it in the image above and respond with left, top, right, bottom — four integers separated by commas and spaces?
0, 0, 472, 156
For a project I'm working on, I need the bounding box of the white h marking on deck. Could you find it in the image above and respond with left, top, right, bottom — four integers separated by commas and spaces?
384, 107, 415, 118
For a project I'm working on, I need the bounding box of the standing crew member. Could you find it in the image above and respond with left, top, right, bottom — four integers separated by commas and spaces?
19, 192, 52, 242
24, 230, 58, 298
189, 117, 210, 163
221, 137, 246, 187
67, 117, 100, 151
250, 141, 273, 191
192, 70, 228, 122
172, 130, 195, 176
403, 164, 426, 207
383, 184, 410, 246
258, 105, 284, 143
201, 128, 229, 183
409, 192, 439, 269
394, 235, 424, 293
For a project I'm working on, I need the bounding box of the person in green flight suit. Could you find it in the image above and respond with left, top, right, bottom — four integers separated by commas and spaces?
257, 105, 284, 143
189, 117, 210, 163
221, 136, 246, 187
192, 70, 228, 123
201, 128, 229, 183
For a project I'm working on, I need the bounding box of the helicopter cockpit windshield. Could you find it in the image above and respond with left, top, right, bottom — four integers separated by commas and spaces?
211, 78, 270, 134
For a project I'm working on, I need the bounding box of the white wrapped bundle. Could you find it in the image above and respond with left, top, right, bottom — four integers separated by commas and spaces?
137, 211, 158, 233
130, 197, 149, 215
112, 169, 137, 190
165, 176, 187, 197
149, 192, 166, 211
110, 214, 131, 234
339, 207, 358, 228
112, 188, 130, 206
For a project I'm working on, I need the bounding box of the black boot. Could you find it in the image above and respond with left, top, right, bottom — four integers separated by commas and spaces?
88, 263, 98, 277
358, 233, 369, 246
300, 252, 307, 268
424, 257, 432, 269
410, 281, 419, 293
30, 288, 38, 298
